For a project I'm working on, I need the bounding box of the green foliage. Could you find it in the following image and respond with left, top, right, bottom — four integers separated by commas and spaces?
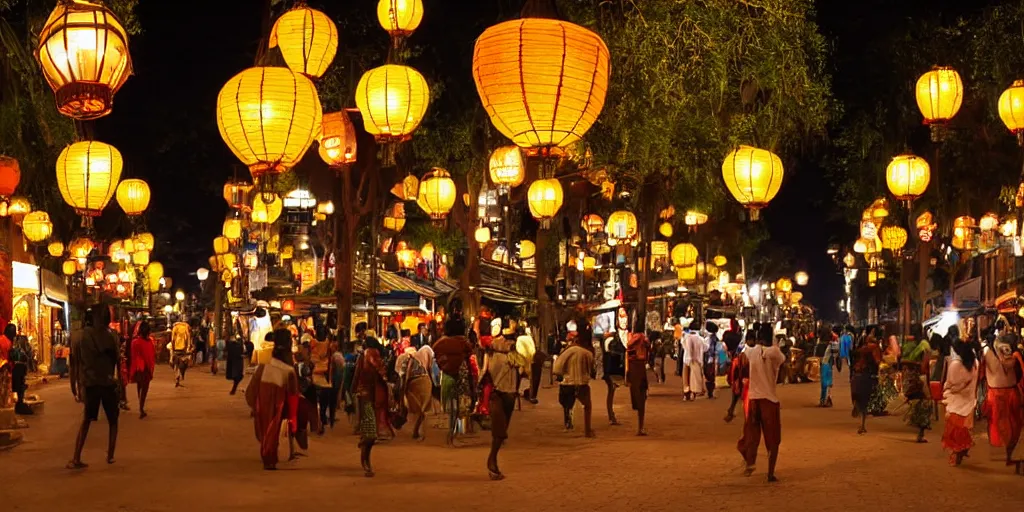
562, 0, 833, 217
403, 221, 463, 260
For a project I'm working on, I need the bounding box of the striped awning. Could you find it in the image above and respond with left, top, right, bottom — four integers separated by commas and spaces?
477, 284, 532, 305
376, 271, 443, 299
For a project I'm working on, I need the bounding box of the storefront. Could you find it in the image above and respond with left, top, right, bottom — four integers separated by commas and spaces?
11, 262, 68, 373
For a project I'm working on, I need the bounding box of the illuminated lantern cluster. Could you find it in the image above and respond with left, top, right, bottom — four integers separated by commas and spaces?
472, 17, 610, 150
36, 0, 133, 120
776, 277, 793, 294
886, 154, 930, 202
116, 178, 150, 216
216, 66, 323, 178
527, 179, 564, 222
69, 236, 94, 260
355, 65, 430, 142
251, 194, 283, 224
671, 243, 698, 267
270, 6, 338, 79
607, 211, 638, 246
22, 211, 53, 242
56, 141, 123, 216
489, 146, 525, 190
722, 145, 784, 220
417, 168, 456, 220
377, 0, 423, 38
318, 111, 358, 167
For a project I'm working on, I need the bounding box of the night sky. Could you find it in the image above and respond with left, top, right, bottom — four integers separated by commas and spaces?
84, 0, 1010, 318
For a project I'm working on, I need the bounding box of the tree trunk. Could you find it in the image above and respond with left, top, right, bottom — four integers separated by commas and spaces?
336, 170, 356, 332
455, 178, 482, 318
535, 226, 550, 350
213, 279, 223, 342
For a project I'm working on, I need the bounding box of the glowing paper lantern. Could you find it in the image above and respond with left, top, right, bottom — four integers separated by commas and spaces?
684, 211, 708, 227
21, 211, 53, 242
135, 232, 154, 251
391, 174, 419, 201
979, 213, 999, 232
383, 202, 406, 232
475, 226, 491, 244
355, 64, 430, 141
48, 241, 64, 257
62, 259, 77, 276
318, 111, 357, 166
421, 243, 435, 262
880, 226, 908, 255
886, 154, 930, 201
671, 243, 698, 267
146, 262, 164, 292
519, 240, 536, 260
216, 66, 323, 177
222, 218, 243, 240
659, 222, 673, 238
916, 66, 963, 125
416, 168, 456, 220
606, 211, 638, 244
56, 141, 122, 216
952, 216, 976, 250
6, 196, 30, 219
213, 236, 230, 255
223, 180, 253, 210
251, 194, 283, 224
132, 249, 150, 266
489, 146, 525, 190
581, 214, 604, 234
269, 6, 337, 78
377, 0, 423, 37
794, 271, 809, 287
776, 277, 793, 293
527, 179, 564, 221
115, 178, 150, 216
0, 156, 20, 197
36, 0, 133, 120
713, 255, 727, 267
999, 80, 1024, 138
473, 18, 610, 150
722, 145, 784, 220
69, 237, 94, 259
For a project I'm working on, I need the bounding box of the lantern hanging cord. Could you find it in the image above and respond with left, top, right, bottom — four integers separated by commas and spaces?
521, 0, 561, 19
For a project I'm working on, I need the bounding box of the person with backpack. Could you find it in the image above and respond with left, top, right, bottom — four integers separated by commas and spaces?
170, 319, 192, 387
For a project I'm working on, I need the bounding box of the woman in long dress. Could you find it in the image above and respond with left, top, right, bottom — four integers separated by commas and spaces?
397, 347, 432, 440
225, 335, 245, 395
942, 340, 980, 467
245, 330, 299, 470
129, 322, 155, 419
851, 335, 882, 434
981, 335, 1022, 470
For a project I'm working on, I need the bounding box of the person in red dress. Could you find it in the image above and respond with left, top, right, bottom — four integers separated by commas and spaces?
129, 321, 156, 419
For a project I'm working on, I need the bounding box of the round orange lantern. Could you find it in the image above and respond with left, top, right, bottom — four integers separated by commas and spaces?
916, 66, 963, 126
22, 211, 53, 242
606, 211, 638, 244
488, 146, 525, 190
886, 154, 930, 202
69, 236, 94, 260
318, 111, 358, 167
377, 0, 423, 38
999, 79, 1024, 141
581, 214, 604, 234
416, 168, 456, 220
671, 243, 698, 267
722, 145, 784, 220
269, 6, 338, 79
48, 241, 64, 257
36, 0, 133, 120
0, 156, 20, 197
473, 17, 610, 150
56, 141, 123, 216
355, 64, 430, 142
116, 178, 150, 216
251, 194, 283, 224
223, 180, 253, 211
527, 178, 564, 221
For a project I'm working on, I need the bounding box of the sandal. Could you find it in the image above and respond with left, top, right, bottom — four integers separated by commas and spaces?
66, 461, 88, 470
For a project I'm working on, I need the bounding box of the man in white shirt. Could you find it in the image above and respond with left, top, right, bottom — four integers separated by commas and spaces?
682, 328, 707, 400
737, 327, 786, 482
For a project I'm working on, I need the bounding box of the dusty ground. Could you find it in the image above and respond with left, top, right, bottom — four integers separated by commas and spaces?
2, 364, 1022, 512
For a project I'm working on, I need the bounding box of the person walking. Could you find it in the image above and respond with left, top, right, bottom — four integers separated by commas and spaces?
626, 331, 651, 436
819, 334, 836, 408
601, 330, 625, 425
736, 325, 786, 482
942, 339, 980, 466
245, 329, 299, 470
397, 346, 432, 440
483, 326, 518, 480
703, 322, 720, 399
725, 327, 756, 423
553, 327, 595, 436
6, 324, 31, 415
352, 332, 388, 477
225, 334, 245, 395
129, 321, 155, 419
68, 306, 121, 469
170, 319, 191, 387
981, 334, 1023, 470
682, 326, 706, 401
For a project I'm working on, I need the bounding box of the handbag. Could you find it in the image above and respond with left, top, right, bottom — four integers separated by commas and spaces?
714, 375, 729, 389
276, 418, 290, 463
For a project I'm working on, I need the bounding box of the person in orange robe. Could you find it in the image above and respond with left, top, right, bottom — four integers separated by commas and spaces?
245, 329, 299, 470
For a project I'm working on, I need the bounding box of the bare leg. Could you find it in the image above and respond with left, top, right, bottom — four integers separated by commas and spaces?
412, 414, 425, 440
70, 419, 91, 467
486, 437, 503, 479
858, 410, 867, 434
106, 422, 118, 463
605, 380, 618, 425
636, 405, 646, 436
230, 379, 240, 395
767, 447, 779, 482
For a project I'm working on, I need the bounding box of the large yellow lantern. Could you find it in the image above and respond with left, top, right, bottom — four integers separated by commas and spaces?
223, 218, 243, 240
475, 226, 491, 244
22, 211, 53, 242
269, 6, 338, 79
377, 0, 423, 38
488, 146, 525, 190
916, 66, 963, 125
318, 111, 357, 167
722, 145, 784, 220
62, 259, 78, 276
658, 222, 673, 238
671, 243, 698, 267
216, 66, 322, 178
998, 80, 1024, 139
355, 64, 430, 142
35, 0, 132, 120
416, 168, 456, 220
56, 141, 123, 216
776, 277, 793, 293
473, 18, 610, 150
880, 226, 908, 255
48, 241, 65, 257
251, 194, 283, 224
135, 232, 154, 251
69, 236, 94, 259
527, 179, 564, 221
115, 178, 150, 216
606, 211, 638, 244
886, 154, 930, 202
